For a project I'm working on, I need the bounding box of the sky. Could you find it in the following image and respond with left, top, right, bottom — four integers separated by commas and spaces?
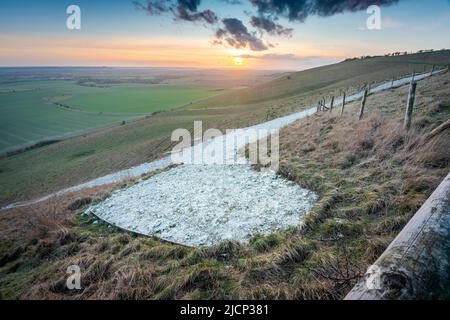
0, 0, 449, 70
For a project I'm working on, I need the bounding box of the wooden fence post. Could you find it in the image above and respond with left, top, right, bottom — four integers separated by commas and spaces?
359, 88, 368, 121
431, 65, 435, 76
411, 71, 415, 82
391, 77, 395, 88
340, 92, 346, 116
329, 96, 334, 113
321, 98, 328, 111
404, 81, 417, 131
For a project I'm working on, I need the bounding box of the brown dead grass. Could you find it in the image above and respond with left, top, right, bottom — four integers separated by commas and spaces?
0, 183, 120, 242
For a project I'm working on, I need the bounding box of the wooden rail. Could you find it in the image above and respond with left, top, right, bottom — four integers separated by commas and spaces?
345, 172, 450, 300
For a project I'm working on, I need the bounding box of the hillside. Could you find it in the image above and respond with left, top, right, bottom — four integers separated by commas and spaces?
1, 68, 448, 300
1, 50, 450, 206
190, 50, 450, 108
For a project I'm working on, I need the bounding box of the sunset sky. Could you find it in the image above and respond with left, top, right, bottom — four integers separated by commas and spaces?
1, 0, 450, 70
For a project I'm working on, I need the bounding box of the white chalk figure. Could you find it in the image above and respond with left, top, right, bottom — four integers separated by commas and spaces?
66, 5, 81, 30
367, 5, 381, 30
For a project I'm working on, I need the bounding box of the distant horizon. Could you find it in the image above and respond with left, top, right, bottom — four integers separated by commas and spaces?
1, 48, 449, 72
0, 63, 326, 73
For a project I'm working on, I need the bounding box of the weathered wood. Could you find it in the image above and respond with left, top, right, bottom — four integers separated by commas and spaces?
321, 98, 329, 111
391, 77, 395, 88
404, 81, 417, 131
359, 89, 368, 120
418, 119, 450, 147
340, 92, 346, 116
345, 172, 450, 300
329, 96, 334, 112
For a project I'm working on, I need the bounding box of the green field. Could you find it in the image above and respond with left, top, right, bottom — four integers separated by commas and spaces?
1, 50, 450, 205
61, 84, 215, 114
0, 80, 216, 153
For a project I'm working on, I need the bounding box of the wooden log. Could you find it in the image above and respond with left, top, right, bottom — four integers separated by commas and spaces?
345, 173, 450, 300
329, 96, 334, 112
404, 81, 417, 131
417, 118, 450, 147
359, 88, 368, 120
340, 92, 346, 116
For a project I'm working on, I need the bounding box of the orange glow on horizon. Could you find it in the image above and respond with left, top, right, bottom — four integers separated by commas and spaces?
0, 34, 344, 69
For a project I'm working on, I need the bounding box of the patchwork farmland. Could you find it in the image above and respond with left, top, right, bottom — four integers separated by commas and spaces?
0, 79, 219, 154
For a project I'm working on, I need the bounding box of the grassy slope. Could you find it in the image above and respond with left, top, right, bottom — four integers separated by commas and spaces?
191, 50, 450, 108
1, 50, 450, 206
0, 70, 449, 300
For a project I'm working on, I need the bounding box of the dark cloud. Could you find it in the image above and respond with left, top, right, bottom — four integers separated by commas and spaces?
133, 0, 217, 24
132, 0, 171, 15
177, 0, 201, 11
250, 0, 399, 22
250, 16, 292, 36
133, 0, 402, 52
175, 6, 218, 24
216, 18, 269, 51
219, 0, 243, 4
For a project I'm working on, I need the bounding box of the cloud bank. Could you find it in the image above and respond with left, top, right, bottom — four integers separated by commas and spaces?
133, 0, 401, 51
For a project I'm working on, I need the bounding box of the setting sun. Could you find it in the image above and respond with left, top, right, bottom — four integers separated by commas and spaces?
233, 56, 244, 66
